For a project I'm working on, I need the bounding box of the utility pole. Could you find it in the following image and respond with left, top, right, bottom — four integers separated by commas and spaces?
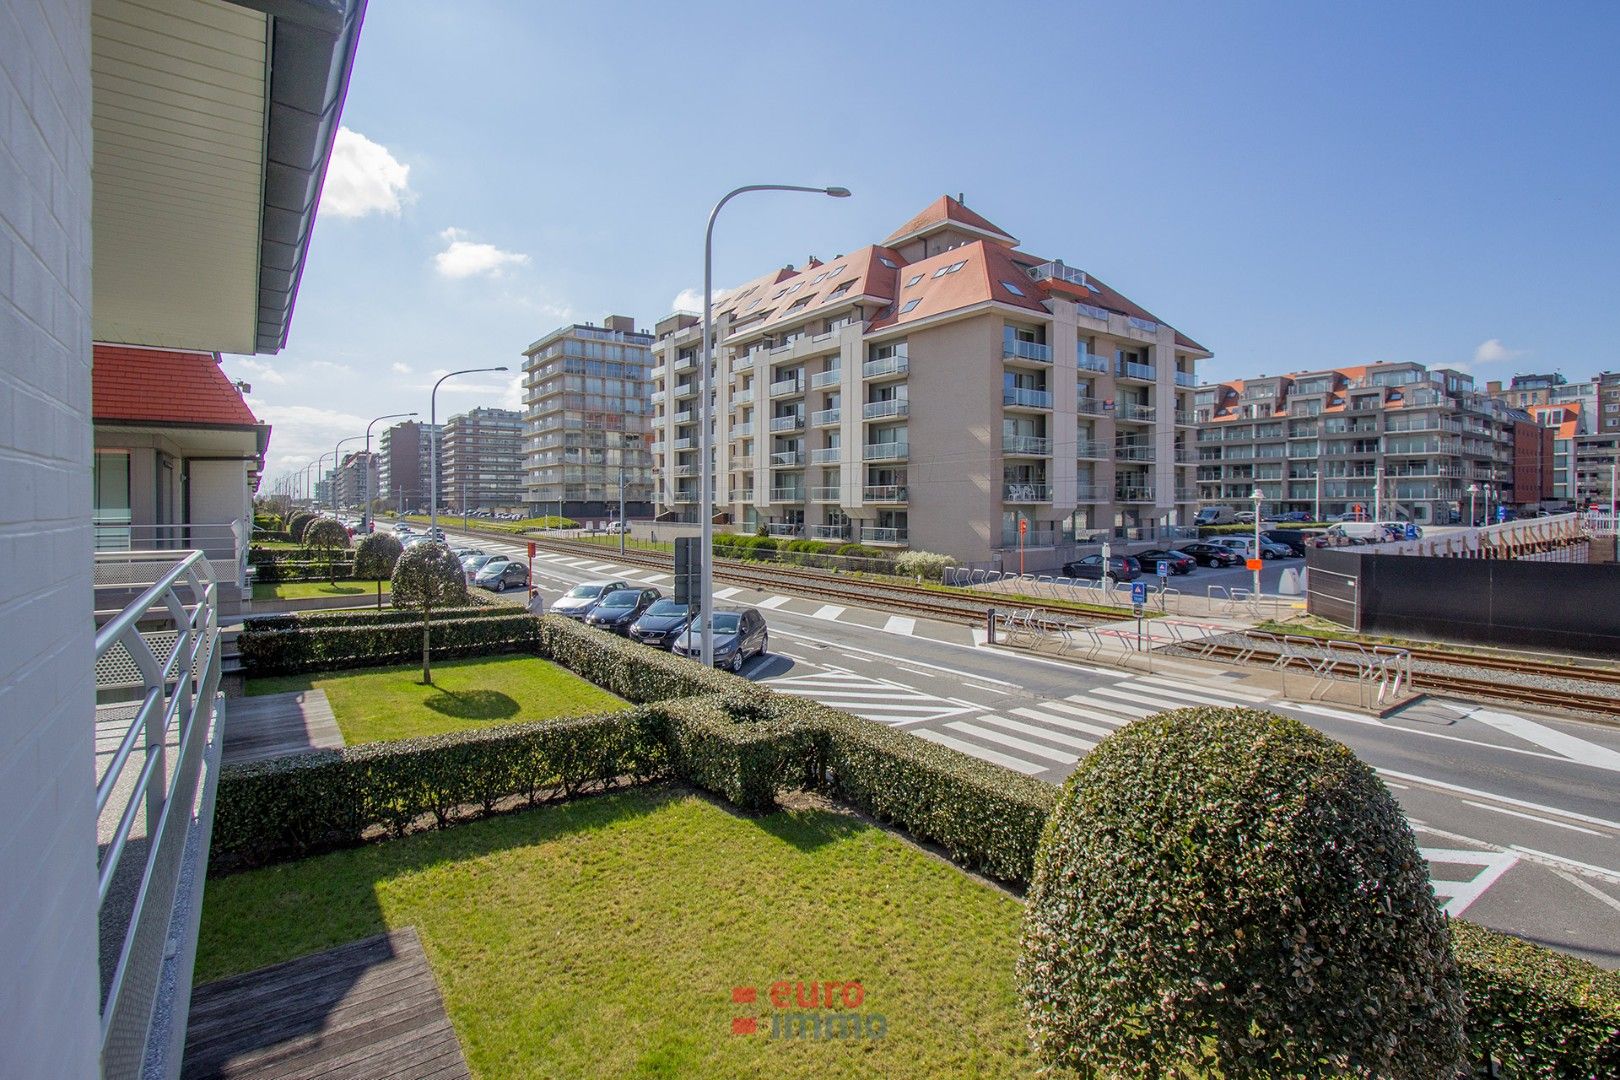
618, 465, 627, 556
1373, 463, 1383, 521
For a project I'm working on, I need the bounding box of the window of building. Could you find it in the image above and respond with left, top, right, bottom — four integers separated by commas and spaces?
878, 257, 897, 269
787, 297, 811, 312
825, 281, 854, 301
874, 305, 893, 319
829, 265, 845, 277
1000, 279, 1025, 296
787, 282, 802, 293
906, 274, 923, 287
899, 299, 921, 314
745, 299, 761, 311
932, 265, 950, 278
811, 272, 828, 285
947, 260, 967, 274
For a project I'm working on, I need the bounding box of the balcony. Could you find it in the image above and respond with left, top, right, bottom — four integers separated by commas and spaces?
1076, 396, 1108, 416
1077, 348, 1107, 373
1003, 434, 1051, 455
766, 521, 802, 536
808, 486, 840, 502
1003, 387, 1052, 409
1075, 301, 1112, 323
1075, 482, 1105, 501
770, 450, 804, 467
863, 484, 908, 502
650, 441, 666, 454
1174, 410, 1197, 426
671, 490, 697, 503
674, 355, 696, 373
769, 413, 804, 434
1114, 443, 1155, 461
1115, 401, 1156, 422
1116, 360, 1157, 382
651, 364, 668, 379
768, 488, 805, 503
1003, 339, 1052, 363
1174, 370, 1198, 388
673, 410, 694, 424
1004, 483, 1052, 502
1002, 527, 1057, 546
1030, 260, 1090, 286
674, 382, 698, 400
1127, 316, 1160, 334
809, 446, 841, 464
672, 437, 695, 451
730, 422, 753, 438
1175, 487, 1199, 501
673, 464, 698, 477
727, 488, 754, 502
808, 523, 851, 540
862, 442, 909, 462
733, 354, 754, 373
732, 388, 754, 405
811, 407, 841, 427
769, 378, 804, 398
863, 354, 909, 380
810, 368, 842, 389
862, 399, 910, 420
1115, 485, 1155, 502
650, 389, 666, 405
860, 526, 908, 545
1076, 439, 1109, 459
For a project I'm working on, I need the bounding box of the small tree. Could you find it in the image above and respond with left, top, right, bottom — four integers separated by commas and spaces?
894, 549, 956, 582
302, 518, 351, 584
390, 543, 468, 684
284, 511, 314, 546
353, 532, 403, 609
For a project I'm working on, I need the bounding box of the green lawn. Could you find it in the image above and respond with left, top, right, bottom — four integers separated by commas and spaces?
246, 655, 627, 744
196, 788, 1036, 1079
252, 580, 386, 602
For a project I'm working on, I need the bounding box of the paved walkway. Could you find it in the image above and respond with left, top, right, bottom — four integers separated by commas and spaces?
182, 927, 469, 1079
222, 690, 342, 765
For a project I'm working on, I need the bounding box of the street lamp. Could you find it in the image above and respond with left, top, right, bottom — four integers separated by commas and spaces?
430, 367, 508, 538
1467, 483, 1478, 528
1250, 488, 1263, 598
331, 434, 366, 515
698, 183, 851, 665
362, 411, 418, 534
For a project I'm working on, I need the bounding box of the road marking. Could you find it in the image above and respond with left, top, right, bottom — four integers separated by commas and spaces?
915, 729, 1046, 775
1467, 708, 1620, 773
757, 595, 791, 609
764, 669, 980, 724
1112, 679, 1275, 709
1131, 674, 1275, 703
714, 587, 743, 600
1508, 845, 1620, 884
1461, 800, 1604, 837
1066, 695, 1155, 720
1422, 848, 1519, 916
1548, 868, 1620, 915
1088, 685, 1201, 712
1009, 706, 1118, 740
945, 721, 1078, 764
1288, 702, 1381, 726
976, 715, 1097, 752
1376, 768, 1620, 832
883, 616, 916, 636
811, 604, 846, 621
768, 628, 1023, 687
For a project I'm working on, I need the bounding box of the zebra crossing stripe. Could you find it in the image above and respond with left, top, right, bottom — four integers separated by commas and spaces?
1131, 674, 1274, 703
945, 721, 1077, 764
1067, 694, 1156, 719
1113, 679, 1273, 709
1036, 699, 1129, 725
714, 587, 742, 600
757, 596, 791, 609
1089, 685, 1200, 712
811, 605, 845, 621
977, 715, 1097, 752
1009, 706, 1118, 739
914, 730, 1045, 775
883, 616, 916, 636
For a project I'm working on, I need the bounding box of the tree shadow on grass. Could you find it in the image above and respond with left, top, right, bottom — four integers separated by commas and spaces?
422, 688, 520, 720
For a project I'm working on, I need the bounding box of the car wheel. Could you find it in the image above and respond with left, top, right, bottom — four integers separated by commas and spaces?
493, 579, 506, 592
757, 633, 768, 658
730, 653, 744, 674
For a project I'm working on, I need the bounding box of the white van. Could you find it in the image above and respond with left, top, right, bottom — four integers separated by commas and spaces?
1330, 521, 1396, 544
1195, 506, 1236, 526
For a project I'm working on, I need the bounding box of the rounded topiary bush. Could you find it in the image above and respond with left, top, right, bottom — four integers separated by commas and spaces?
284, 511, 314, 545
353, 532, 403, 581
1018, 706, 1465, 1079
390, 543, 468, 609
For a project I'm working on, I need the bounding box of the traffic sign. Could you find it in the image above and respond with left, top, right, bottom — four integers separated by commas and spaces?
1245, 558, 1263, 571
1156, 560, 1170, 578
1019, 518, 1027, 536
1404, 523, 1418, 540
527, 541, 536, 558
1130, 581, 1147, 605
1496, 505, 1509, 523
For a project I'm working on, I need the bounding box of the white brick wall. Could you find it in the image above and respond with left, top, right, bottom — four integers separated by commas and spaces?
0, 0, 101, 1076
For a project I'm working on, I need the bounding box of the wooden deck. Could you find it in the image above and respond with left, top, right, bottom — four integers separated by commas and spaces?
182, 927, 470, 1079
222, 690, 343, 765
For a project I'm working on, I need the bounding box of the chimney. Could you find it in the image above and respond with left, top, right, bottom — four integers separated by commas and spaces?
957, 192, 965, 204
806, 255, 822, 268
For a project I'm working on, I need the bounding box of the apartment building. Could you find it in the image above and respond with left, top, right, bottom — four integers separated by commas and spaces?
378, 420, 440, 513
439, 406, 524, 511
1194, 362, 1550, 523
332, 450, 378, 510
647, 196, 1209, 565
520, 315, 654, 519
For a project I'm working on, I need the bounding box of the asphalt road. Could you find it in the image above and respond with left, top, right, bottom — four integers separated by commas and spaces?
399, 523, 1620, 967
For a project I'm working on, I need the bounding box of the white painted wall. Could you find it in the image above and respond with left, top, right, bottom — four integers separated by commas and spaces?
0, 0, 102, 1076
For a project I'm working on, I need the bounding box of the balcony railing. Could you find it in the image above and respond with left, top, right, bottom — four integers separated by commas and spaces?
1174, 410, 1197, 425
769, 413, 804, 433
1077, 349, 1107, 373
673, 464, 698, 477
673, 410, 694, 424
863, 355, 909, 379
1003, 387, 1052, 409
1003, 434, 1051, 455
808, 523, 851, 540
650, 389, 666, 404
809, 446, 841, 464
769, 378, 804, 398
1128, 316, 1160, 334
1174, 370, 1198, 388
1116, 360, 1156, 381
673, 437, 695, 450
1116, 401, 1156, 422
770, 450, 804, 467
727, 488, 754, 502
768, 489, 805, 503
767, 522, 802, 536
99, 520, 248, 587
1003, 339, 1052, 363
1075, 482, 1105, 501
810, 368, 842, 389
863, 484, 908, 502
1076, 396, 1108, 416
862, 399, 909, 420
1115, 443, 1155, 461
1002, 527, 1057, 547
733, 354, 754, 373
1004, 483, 1052, 501
812, 407, 841, 427
674, 355, 696, 372
862, 442, 909, 462
730, 423, 753, 439
861, 526, 908, 545
1115, 485, 1155, 502
808, 486, 840, 502
732, 388, 754, 405
1030, 260, 1089, 286
1076, 439, 1109, 459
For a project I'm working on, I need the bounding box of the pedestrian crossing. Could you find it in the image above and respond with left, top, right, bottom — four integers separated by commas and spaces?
762, 669, 980, 725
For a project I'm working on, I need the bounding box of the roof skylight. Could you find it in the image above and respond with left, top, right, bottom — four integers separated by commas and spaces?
899, 299, 921, 314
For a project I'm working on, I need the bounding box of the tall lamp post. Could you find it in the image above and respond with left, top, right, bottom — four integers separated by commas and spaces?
1250, 488, 1263, 598
698, 183, 851, 665
362, 411, 417, 534
1467, 483, 1478, 528
330, 435, 366, 516
430, 367, 508, 538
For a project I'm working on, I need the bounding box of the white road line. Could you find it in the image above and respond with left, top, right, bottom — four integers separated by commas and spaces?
1287, 702, 1381, 726
1509, 845, 1620, 884
1088, 686, 1200, 712
1422, 848, 1519, 917
976, 715, 1097, 753
1065, 695, 1154, 720
1009, 706, 1118, 740
1376, 768, 1620, 832
945, 722, 1078, 764
1467, 708, 1620, 773
770, 628, 1022, 687
1131, 674, 1275, 703
713, 587, 743, 600
811, 604, 846, 621
757, 595, 791, 609
1548, 867, 1620, 915
883, 616, 916, 636
915, 730, 1045, 775
1113, 680, 1275, 709
1461, 800, 1604, 837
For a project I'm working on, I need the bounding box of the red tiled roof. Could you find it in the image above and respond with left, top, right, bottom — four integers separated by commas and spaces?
883, 195, 1016, 247
93, 344, 260, 427
868, 240, 1046, 331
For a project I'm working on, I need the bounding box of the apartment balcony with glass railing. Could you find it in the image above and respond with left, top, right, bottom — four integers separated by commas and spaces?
770, 450, 804, 468
727, 488, 753, 502
1003, 339, 1052, 363
861, 526, 908, 545
809, 446, 841, 464
1116, 359, 1156, 381
1004, 483, 1052, 502
730, 422, 753, 439
769, 413, 804, 434
1115, 443, 1154, 462
1077, 347, 1108, 373
863, 399, 909, 420
1115, 401, 1156, 422
863, 484, 908, 502
733, 354, 754, 373
863, 354, 909, 380
1076, 396, 1108, 416
811, 407, 840, 427
673, 409, 693, 424
732, 388, 754, 405
1075, 482, 1104, 501
1003, 387, 1052, 409
1001, 526, 1057, 546
810, 367, 842, 389
766, 522, 801, 536
808, 486, 840, 502
808, 523, 851, 540
769, 488, 804, 503
769, 378, 804, 398
1115, 485, 1155, 502
1174, 370, 1197, 388
1003, 434, 1051, 455
650, 389, 666, 405
1174, 410, 1197, 426
1077, 439, 1109, 459
674, 356, 696, 373
673, 464, 698, 477
672, 436, 695, 451
862, 442, 909, 462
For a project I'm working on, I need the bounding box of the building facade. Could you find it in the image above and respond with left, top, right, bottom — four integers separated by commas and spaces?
332, 450, 378, 510
647, 196, 1209, 566
378, 420, 439, 513
1195, 362, 1552, 523
440, 406, 524, 511
520, 315, 654, 520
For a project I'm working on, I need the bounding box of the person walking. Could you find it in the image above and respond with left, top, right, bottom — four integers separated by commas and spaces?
526, 587, 545, 615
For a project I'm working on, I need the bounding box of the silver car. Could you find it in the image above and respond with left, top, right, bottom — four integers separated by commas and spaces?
550, 580, 630, 620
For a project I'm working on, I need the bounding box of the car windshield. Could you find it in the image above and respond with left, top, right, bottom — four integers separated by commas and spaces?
565, 584, 604, 599
644, 600, 686, 616
598, 591, 638, 607
689, 614, 742, 634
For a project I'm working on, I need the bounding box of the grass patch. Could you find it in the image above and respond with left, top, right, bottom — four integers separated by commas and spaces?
247, 654, 626, 744
196, 787, 1035, 1078
399, 512, 577, 534
252, 581, 385, 602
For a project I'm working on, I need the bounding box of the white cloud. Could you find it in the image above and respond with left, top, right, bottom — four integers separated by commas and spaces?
670, 286, 729, 313
391, 362, 412, 375
1473, 338, 1526, 366
307, 359, 354, 375
321, 127, 411, 218
224, 356, 285, 386
433, 227, 530, 279
501, 371, 524, 411
254, 404, 370, 472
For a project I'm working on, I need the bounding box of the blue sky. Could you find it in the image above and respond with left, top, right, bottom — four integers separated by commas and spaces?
233, 1, 1620, 485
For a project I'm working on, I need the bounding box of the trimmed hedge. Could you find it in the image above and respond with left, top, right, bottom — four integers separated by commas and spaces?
238, 613, 541, 675
243, 605, 512, 632
250, 559, 359, 583
1451, 920, 1620, 1077
534, 615, 760, 704
658, 696, 808, 813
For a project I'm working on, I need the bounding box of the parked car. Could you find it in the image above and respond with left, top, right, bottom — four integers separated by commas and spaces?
451, 546, 486, 560
460, 553, 499, 582
671, 607, 769, 672
474, 557, 529, 592
628, 598, 694, 649
1378, 520, 1422, 538
1259, 529, 1309, 557
1277, 510, 1312, 523
550, 580, 631, 620
1329, 521, 1396, 544
1062, 554, 1141, 582
1178, 542, 1243, 567
1133, 548, 1196, 575
1297, 529, 1344, 549
1213, 536, 1294, 560
603, 521, 629, 534
585, 586, 662, 634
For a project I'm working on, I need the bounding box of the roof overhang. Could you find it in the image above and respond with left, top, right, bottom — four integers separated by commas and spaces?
91, 0, 365, 356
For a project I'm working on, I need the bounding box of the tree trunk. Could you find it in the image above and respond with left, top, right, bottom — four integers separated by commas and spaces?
376, 578, 383, 610
422, 594, 433, 685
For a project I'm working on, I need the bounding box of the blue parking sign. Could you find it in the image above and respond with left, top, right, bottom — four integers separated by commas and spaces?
1404, 522, 1418, 540
1496, 506, 1509, 523
1156, 560, 1170, 578
1131, 581, 1147, 605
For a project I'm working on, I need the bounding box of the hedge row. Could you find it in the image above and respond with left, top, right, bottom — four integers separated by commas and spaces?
243, 605, 512, 632
533, 615, 755, 704
251, 560, 362, 583
237, 613, 541, 675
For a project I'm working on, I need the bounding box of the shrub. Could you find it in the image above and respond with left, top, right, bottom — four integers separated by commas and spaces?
894, 550, 956, 581
390, 543, 468, 609
1018, 706, 1466, 1079
284, 511, 314, 543
1450, 920, 1620, 1077
534, 615, 759, 704
237, 613, 540, 676
302, 518, 351, 582
835, 543, 883, 559
250, 558, 358, 583
243, 605, 508, 632
353, 532, 403, 580
657, 696, 806, 813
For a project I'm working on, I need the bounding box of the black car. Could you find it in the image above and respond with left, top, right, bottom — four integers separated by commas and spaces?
1259, 529, 1308, 557
671, 608, 769, 673
1061, 554, 1142, 582
1134, 548, 1196, 575
1179, 542, 1243, 567
585, 586, 662, 634
628, 598, 694, 649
